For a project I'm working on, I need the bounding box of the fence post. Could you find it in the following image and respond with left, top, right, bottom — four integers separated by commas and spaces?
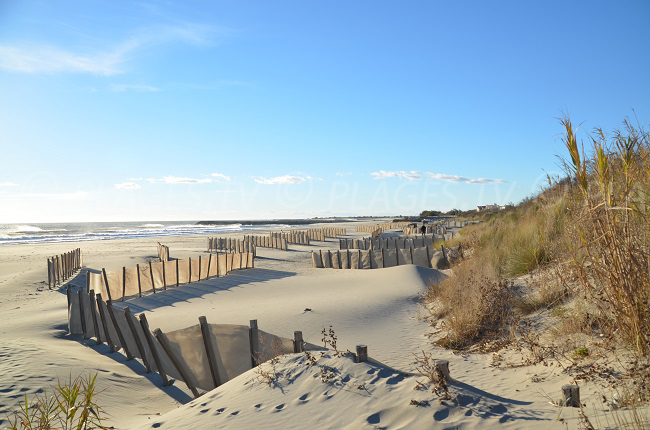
86, 271, 90, 293
77, 289, 88, 340
136, 264, 142, 297
561, 385, 580, 407
149, 264, 156, 293
293, 331, 304, 353
89, 290, 101, 346
249, 319, 259, 368
95, 294, 115, 353
102, 268, 112, 302
138, 313, 169, 386
122, 267, 126, 301
107, 300, 133, 360
356, 345, 368, 363
199, 316, 221, 389
154, 328, 200, 397
124, 307, 151, 373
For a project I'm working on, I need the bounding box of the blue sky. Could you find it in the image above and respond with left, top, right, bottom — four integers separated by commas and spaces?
0, 0, 648, 222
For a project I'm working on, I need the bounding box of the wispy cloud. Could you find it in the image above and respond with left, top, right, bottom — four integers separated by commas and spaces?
254, 175, 312, 185
335, 172, 352, 177
114, 182, 142, 190
210, 173, 231, 181
163, 176, 212, 184
0, 182, 18, 187
371, 170, 506, 184
0, 23, 220, 76
110, 83, 161, 92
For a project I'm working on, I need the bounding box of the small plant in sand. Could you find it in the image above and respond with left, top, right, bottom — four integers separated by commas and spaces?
6, 373, 106, 430
412, 350, 450, 401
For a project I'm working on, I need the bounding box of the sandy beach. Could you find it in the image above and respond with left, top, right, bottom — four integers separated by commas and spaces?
0, 220, 626, 429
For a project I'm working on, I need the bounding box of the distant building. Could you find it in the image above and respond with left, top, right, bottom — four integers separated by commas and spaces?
476, 203, 505, 212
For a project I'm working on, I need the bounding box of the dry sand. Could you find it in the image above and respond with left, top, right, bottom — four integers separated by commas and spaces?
0, 221, 627, 429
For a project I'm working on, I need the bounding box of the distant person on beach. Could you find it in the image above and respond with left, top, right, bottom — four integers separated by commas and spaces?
420, 225, 426, 236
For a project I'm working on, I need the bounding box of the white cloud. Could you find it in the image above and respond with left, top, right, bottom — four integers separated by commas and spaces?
335, 172, 352, 177
210, 173, 231, 181
110, 84, 161, 92
254, 175, 312, 185
114, 182, 141, 190
0, 182, 18, 187
0, 23, 219, 76
371, 170, 506, 184
371, 170, 423, 181
163, 176, 212, 184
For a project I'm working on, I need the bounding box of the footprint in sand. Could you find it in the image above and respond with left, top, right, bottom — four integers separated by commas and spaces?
200, 409, 210, 414
433, 408, 449, 421
215, 407, 227, 415
274, 404, 285, 412
296, 393, 310, 404
367, 412, 381, 425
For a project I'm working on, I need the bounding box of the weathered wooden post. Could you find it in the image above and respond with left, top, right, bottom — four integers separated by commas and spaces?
199, 316, 221, 389
102, 268, 112, 302
435, 360, 450, 382
106, 300, 133, 360
561, 385, 580, 407
124, 307, 151, 373
249, 319, 259, 367
293, 331, 304, 353
356, 345, 368, 363
138, 313, 169, 386
154, 328, 200, 397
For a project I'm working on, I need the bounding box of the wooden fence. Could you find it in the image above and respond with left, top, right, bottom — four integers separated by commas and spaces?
243, 235, 288, 250
340, 236, 449, 250
355, 222, 409, 233
86, 252, 254, 302
270, 231, 310, 245
312, 246, 453, 270
207, 237, 256, 255
307, 227, 346, 241
47, 248, 82, 288
67, 295, 320, 397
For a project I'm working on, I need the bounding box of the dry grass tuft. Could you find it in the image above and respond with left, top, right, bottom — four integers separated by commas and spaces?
426, 258, 513, 348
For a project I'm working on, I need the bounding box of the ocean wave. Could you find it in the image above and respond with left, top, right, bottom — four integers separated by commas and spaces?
0, 222, 279, 246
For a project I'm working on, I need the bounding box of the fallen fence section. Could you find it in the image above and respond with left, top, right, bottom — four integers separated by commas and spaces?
87, 252, 254, 302
355, 222, 410, 233
67, 297, 318, 396
157, 243, 170, 261
207, 237, 256, 255
48, 248, 82, 288
243, 235, 288, 250
270, 231, 310, 245
312, 245, 459, 270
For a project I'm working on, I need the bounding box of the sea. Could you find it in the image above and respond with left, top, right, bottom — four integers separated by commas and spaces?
0, 221, 296, 246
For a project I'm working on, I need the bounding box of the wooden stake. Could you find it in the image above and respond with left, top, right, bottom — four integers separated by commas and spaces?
136, 264, 142, 297
188, 257, 192, 283
199, 316, 221, 389
86, 271, 90, 293
96, 294, 115, 353
176, 259, 179, 287
561, 385, 580, 407
154, 328, 200, 397
139, 313, 169, 386
161, 259, 167, 290
149, 264, 156, 293
102, 268, 112, 302
356, 345, 368, 363
89, 290, 101, 345
249, 319, 259, 367
293, 331, 304, 353
122, 267, 126, 301
78, 289, 88, 340
107, 300, 134, 360
124, 307, 151, 373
